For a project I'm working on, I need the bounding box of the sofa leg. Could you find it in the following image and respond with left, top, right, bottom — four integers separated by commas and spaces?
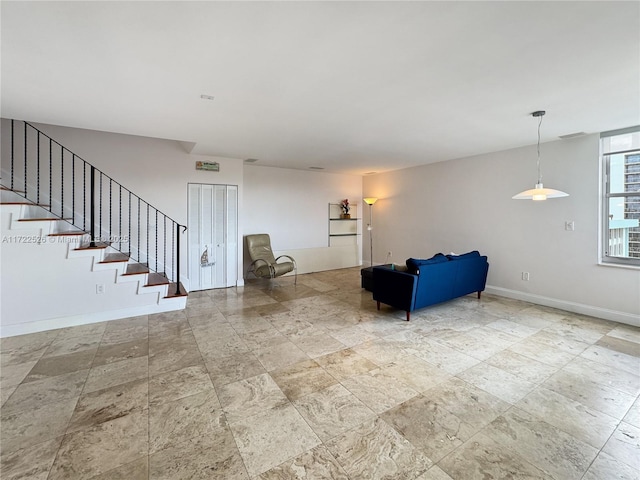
406, 311, 410, 321
377, 301, 380, 311
477, 291, 481, 299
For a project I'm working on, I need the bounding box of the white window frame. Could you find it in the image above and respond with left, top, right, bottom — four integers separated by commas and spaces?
600, 126, 640, 268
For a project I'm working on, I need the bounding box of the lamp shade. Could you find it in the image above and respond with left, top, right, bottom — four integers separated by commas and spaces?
512, 183, 569, 201
363, 197, 378, 205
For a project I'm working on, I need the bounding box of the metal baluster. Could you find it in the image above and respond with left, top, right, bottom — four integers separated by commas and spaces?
155, 210, 158, 272
119, 185, 122, 251
24, 122, 27, 198
83, 161, 87, 230
127, 190, 131, 255
137, 198, 141, 263
49, 138, 52, 212
10, 120, 14, 190
163, 216, 167, 276
90, 166, 96, 247
72, 154, 75, 223
99, 172, 103, 243
109, 179, 113, 245
36, 132, 41, 203
60, 147, 64, 218
172, 222, 175, 282
146, 204, 150, 266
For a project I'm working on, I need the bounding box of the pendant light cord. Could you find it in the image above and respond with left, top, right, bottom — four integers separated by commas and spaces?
536, 113, 543, 184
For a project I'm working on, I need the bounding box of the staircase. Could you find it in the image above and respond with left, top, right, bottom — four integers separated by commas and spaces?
1, 120, 187, 336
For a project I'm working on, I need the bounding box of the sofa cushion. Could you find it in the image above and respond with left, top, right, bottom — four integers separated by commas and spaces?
447, 250, 481, 261
406, 253, 448, 274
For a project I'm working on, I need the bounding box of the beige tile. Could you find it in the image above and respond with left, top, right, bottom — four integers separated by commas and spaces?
316, 348, 377, 381
484, 407, 598, 480
0, 436, 62, 480
351, 339, 409, 366
292, 333, 346, 358
507, 338, 576, 368
341, 369, 418, 414
439, 432, 549, 479
149, 430, 248, 480
23, 349, 94, 382
254, 341, 310, 371
271, 359, 337, 401
405, 338, 481, 374
602, 422, 640, 471
149, 364, 214, 406
1, 397, 76, 454
67, 378, 148, 433
580, 344, 640, 375
293, 384, 375, 441
485, 349, 558, 384
380, 355, 451, 392
92, 338, 148, 366
608, 324, 640, 345
42, 333, 102, 358
2, 368, 88, 413
84, 355, 148, 394
218, 372, 288, 424
325, 417, 432, 479
48, 410, 148, 479
582, 451, 640, 480
258, 445, 349, 480
623, 397, 640, 428
562, 355, 640, 397
149, 389, 224, 454
416, 466, 455, 480
542, 368, 636, 419
516, 386, 619, 449
421, 377, 510, 430
0, 360, 37, 388
595, 335, 640, 357
90, 457, 149, 480
205, 351, 266, 387
229, 404, 321, 477
148, 341, 203, 377
381, 394, 477, 463
456, 362, 536, 404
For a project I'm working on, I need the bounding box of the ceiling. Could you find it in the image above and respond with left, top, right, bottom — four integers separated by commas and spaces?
2, 1, 638, 175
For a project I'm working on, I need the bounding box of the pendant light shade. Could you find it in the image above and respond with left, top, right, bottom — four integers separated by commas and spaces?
513, 111, 569, 201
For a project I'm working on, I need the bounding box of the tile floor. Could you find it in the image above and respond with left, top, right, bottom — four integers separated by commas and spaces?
1, 267, 639, 479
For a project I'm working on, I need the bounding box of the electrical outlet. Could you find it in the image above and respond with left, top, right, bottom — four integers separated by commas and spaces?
96, 284, 105, 294
521, 272, 530, 281
565, 221, 575, 231
388, 251, 392, 258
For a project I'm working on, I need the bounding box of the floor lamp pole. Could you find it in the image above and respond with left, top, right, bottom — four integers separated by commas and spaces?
363, 197, 378, 267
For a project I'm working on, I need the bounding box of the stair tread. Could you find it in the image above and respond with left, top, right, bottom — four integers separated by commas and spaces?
100, 252, 130, 263
0, 186, 26, 193
50, 231, 86, 237
124, 263, 149, 275
19, 217, 73, 222
165, 282, 188, 298
1, 202, 51, 207
146, 273, 170, 286
75, 242, 109, 250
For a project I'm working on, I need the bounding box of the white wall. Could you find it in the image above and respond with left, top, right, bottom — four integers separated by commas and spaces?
243, 165, 362, 274
364, 134, 640, 325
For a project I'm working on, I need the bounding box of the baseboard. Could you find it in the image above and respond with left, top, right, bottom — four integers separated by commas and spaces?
0, 300, 186, 338
485, 285, 640, 327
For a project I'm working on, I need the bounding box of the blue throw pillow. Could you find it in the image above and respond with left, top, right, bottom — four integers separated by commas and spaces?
406, 253, 448, 274
447, 250, 481, 261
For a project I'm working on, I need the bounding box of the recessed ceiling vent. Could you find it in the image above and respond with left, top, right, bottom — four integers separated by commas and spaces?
309, 166, 324, 170
558, 132, 587, 139
365, 172, 378, 175
200, 94, 215, 100
244, 158, 259, 163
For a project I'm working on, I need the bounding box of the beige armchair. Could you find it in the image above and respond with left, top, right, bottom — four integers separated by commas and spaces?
246, 234, 297, 284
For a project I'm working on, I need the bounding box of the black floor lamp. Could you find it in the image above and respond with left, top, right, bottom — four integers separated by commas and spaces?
363, 197, 378, 266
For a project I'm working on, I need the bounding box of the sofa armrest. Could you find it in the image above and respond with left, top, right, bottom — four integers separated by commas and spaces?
372, 267, 418, 313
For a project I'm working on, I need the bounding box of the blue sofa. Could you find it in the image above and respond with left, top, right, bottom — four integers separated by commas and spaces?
372, 251, 489, 321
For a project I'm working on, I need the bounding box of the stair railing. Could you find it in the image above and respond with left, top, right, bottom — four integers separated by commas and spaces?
3, 119, 186, 295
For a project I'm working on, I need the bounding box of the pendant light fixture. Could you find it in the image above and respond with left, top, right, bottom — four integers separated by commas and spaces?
512, 110, 569, 201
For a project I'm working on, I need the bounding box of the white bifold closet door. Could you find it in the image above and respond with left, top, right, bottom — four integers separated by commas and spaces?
188, 184, 238, 291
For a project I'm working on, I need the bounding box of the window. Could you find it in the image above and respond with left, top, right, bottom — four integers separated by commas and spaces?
601, 126, 640, 267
